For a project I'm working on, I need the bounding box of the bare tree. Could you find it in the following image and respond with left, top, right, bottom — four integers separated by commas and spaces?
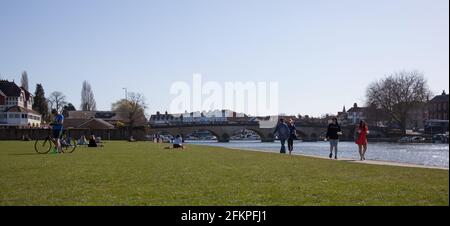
80, 81, 97, 111
48, 91, 68, 112
21, 71, 29, 91
366, 70, 432, 133
112, 92, 148, 134
363, 103, 391, 127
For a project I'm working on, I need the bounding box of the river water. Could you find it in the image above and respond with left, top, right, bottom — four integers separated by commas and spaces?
186, 140, 449, 168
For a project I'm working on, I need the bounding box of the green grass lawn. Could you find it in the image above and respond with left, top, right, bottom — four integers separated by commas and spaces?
0, 141, 448, 206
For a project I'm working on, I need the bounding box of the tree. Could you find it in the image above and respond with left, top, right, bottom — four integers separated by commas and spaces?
62, 103, 76, 117
366, 70, 432, 133
63, 103, 76, 111
363, 102, 390, 127
32, 84, 49, 122
21, 71, 29, 91
48, 91, 68, 112
111, 92, 147, 134
80, 81, 97, 111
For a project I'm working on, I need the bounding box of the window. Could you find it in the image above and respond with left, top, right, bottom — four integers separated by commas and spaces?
6, 97, 18, 106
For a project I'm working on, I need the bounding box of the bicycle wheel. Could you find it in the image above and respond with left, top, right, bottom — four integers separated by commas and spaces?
62, 139, 77, 153
35, 138, 52, 154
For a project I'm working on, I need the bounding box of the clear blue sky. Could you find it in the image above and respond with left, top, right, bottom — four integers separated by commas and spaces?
1, 0, 448, 117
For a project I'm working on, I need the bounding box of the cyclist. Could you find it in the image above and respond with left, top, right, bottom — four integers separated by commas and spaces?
50, 109, 64, 153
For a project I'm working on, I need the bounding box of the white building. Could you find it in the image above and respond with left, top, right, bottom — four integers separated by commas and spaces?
149, 110, 237, 126
0, 80, 41, 128
346, 103, 367, 125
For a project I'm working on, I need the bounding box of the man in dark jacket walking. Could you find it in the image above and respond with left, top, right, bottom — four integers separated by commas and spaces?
274, 118, 290, 154
326, 118, 342, 159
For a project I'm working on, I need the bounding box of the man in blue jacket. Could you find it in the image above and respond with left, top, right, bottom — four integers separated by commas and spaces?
50, 109, 64, 153
274, 118, 290, 154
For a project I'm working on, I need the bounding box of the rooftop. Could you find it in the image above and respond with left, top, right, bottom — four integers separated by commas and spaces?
63, 118, 115, 129
430, 91, 449, 103
0, 80, 22, 97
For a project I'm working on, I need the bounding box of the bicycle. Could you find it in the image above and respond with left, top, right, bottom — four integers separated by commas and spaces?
34, 129, 78, 154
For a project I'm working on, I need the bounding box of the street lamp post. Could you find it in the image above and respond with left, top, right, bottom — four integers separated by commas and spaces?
123, 88, 128, 100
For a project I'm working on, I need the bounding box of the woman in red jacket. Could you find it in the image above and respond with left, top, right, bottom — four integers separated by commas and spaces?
355, 120, 369, 161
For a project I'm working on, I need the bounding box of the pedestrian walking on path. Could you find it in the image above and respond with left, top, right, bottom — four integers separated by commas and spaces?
287, 118, 297, 155
326, 118, 342, 159
274, 118, 290, 154
355, 120, 369, 161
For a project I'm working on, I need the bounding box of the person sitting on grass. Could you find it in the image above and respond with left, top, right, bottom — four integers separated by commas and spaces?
88, 134, 103, 148
60, 131, 70, 147
21, 135, 31, 141
165, 135, 185, 149
78, 135, 87, 145
64, 132, 74, 147
95, 136, 102, 144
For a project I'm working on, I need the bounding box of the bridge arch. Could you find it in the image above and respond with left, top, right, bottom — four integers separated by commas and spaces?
295, 130, 307, 139
183, 128, 221, 142
229, 128, 262, 141
234, 127, 276, 142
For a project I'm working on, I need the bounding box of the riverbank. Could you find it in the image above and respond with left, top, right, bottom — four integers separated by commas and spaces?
0, 141, 448, 205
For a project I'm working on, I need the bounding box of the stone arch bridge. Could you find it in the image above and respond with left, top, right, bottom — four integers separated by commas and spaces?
148, 123, 361, 142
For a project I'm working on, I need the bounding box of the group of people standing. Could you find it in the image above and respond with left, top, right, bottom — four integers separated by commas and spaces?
274, 118, 369, 161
